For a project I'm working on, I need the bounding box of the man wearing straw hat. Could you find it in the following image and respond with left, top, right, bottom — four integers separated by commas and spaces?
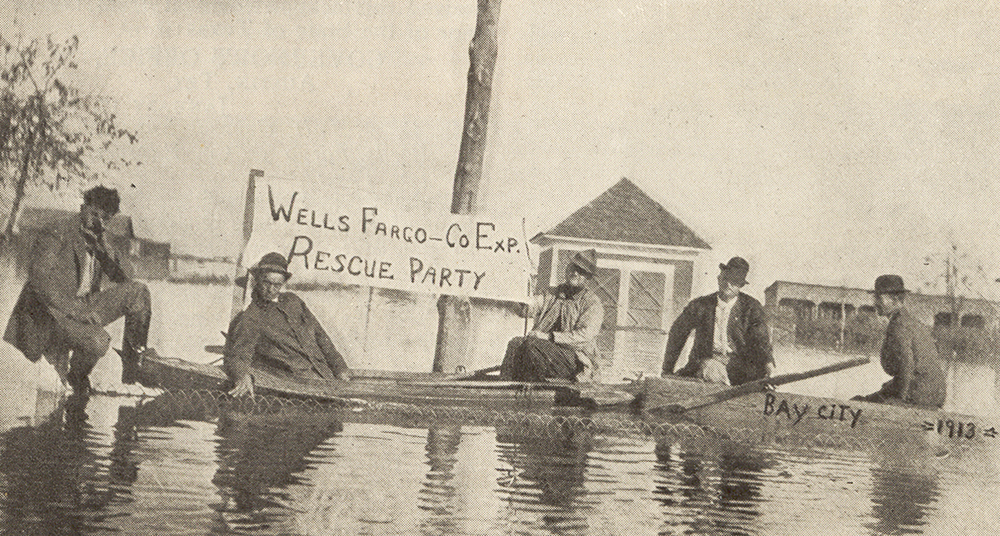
661, 256, 774, 386
499, 249, 604, 383
225, 252, 351, 397
853, 275, 946, 408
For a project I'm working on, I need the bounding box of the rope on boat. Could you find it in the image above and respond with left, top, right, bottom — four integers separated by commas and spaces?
133, 388, 899, 452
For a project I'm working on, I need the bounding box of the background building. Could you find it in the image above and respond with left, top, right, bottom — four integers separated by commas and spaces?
531, 178, 712, 380
14, 207, 170, 281
765, 280, 1000, 358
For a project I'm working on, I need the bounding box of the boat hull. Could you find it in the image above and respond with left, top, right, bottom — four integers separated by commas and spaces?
140, 353, 633, 409
638, 376, 998, 454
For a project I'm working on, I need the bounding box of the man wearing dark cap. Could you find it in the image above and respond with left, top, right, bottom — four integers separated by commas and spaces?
5, 186, 153, 394
500, 249, 604, 383
853, 275, 946, 408
224, 252, 351, 397
661, 257, 774, 386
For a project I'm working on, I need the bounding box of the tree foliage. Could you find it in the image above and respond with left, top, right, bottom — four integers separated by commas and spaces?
0, 32, 138, 241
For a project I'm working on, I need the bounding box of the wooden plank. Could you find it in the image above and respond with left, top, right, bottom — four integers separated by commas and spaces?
648, 357, 871, 414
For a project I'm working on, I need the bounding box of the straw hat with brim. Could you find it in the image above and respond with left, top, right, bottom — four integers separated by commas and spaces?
719, 256, 750, 286
569, 249, 597, 277
236, 252, 291, 287
872, 274, 908, 294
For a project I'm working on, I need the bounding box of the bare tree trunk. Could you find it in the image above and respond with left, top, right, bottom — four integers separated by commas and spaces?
433, 0, 501, 373
2, 105, 37, 243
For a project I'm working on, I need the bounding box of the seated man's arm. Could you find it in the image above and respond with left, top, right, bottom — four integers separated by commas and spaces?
93, 233, 134, 283
551, 296, 603, 347
663, 304, 697, 376
224, 310, 260, 396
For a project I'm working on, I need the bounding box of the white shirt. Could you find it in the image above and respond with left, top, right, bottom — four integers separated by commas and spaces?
713, 294, 736, 354
77, 250, 96, 297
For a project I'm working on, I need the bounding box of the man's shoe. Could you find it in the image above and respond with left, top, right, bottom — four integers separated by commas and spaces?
121, 347, 160, 388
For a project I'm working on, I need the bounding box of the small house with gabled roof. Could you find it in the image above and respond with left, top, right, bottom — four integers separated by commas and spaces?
531, 178, 711, 381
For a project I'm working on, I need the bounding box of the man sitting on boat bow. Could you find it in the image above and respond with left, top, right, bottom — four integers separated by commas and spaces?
852, 275, 946, 408
499, 249, 604, 383
225, 252, 352, 397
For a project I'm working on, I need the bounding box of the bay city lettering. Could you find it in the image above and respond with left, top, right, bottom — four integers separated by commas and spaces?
287, 235, 487, 290
269, 187, 519, 252
763, 392, 863, 428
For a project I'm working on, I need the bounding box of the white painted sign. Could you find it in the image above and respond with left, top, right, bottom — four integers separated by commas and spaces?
240, 175, 532, 301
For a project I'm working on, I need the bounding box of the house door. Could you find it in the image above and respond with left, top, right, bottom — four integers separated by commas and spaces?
593, 263, 674, 381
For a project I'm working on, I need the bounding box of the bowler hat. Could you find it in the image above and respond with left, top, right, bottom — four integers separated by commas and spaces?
569, 249, 598, 277
873, 274, 908, 294
719, 256, 750, 286
249, 252, 292, 280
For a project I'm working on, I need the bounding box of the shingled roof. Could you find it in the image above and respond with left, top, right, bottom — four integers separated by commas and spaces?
541, 178, 710, 249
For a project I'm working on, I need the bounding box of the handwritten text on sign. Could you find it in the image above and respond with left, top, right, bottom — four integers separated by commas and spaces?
241, 177, 532, 301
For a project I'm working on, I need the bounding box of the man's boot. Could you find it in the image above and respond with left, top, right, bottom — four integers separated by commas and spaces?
121, 310, 156, 387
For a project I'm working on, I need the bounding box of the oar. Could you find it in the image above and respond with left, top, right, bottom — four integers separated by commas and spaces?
649, 356, 871, 414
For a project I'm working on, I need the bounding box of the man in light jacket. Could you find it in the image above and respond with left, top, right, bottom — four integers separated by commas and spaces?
500, 249, 604, 383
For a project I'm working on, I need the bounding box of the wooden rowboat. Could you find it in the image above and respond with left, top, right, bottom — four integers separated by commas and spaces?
637, 375, 1000, 454
140, 352, 998, 454
139, 351, 635, 409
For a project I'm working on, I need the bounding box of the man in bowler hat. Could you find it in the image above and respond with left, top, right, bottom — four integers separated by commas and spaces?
225, 252, 351, 397
853, 275, 946, 408
662, 257, 774, 386
500, 249, 604, 383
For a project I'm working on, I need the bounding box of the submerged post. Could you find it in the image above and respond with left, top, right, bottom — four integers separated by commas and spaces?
433, 0, 502, 373
231, 169, 264, 321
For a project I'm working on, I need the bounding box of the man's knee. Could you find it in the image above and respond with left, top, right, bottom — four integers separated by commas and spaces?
77, 328, 111, 358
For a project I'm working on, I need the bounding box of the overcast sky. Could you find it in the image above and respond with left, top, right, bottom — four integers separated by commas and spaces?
5, 0, 999, 299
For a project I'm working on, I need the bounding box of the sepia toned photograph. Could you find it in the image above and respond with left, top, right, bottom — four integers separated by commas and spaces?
1, 1, 998, 534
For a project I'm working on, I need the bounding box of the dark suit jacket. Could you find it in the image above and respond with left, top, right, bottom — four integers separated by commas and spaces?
879, 308, 946, 408
4, 215, 132, 362
662, 292, 774, 385
224, 292, 349, 384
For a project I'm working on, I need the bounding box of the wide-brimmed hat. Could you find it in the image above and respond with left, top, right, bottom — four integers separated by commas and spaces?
569, 249, 597, 277
873, 274, 908, 294
719, 256, 750, 286
249, 252, 292, 280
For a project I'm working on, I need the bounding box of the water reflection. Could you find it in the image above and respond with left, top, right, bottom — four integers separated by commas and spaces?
210, 408, 344, 534
0, 393, 139, 534
0, 389, 994, 535
653, 439, 770, 535
867, 460, 939, 535
495, 429, 592, 534
418, 425, 463, 535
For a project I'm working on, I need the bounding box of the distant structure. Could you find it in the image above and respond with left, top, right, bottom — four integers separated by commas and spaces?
169, 253, 235, 280
765, 280, 999, 350
531, 178, 712, 381
15, 207, 170, 280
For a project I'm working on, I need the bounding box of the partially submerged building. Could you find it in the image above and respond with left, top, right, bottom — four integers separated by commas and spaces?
531, 178, 712, 381
765, 280, 1000, 351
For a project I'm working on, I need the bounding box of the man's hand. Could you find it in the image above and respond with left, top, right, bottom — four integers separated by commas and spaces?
228, 375, 254, 397
527, 330, 548, 340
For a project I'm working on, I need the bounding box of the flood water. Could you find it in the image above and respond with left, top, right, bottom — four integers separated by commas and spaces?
2, 365, 1000, 536
2, 281, 1000, 534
